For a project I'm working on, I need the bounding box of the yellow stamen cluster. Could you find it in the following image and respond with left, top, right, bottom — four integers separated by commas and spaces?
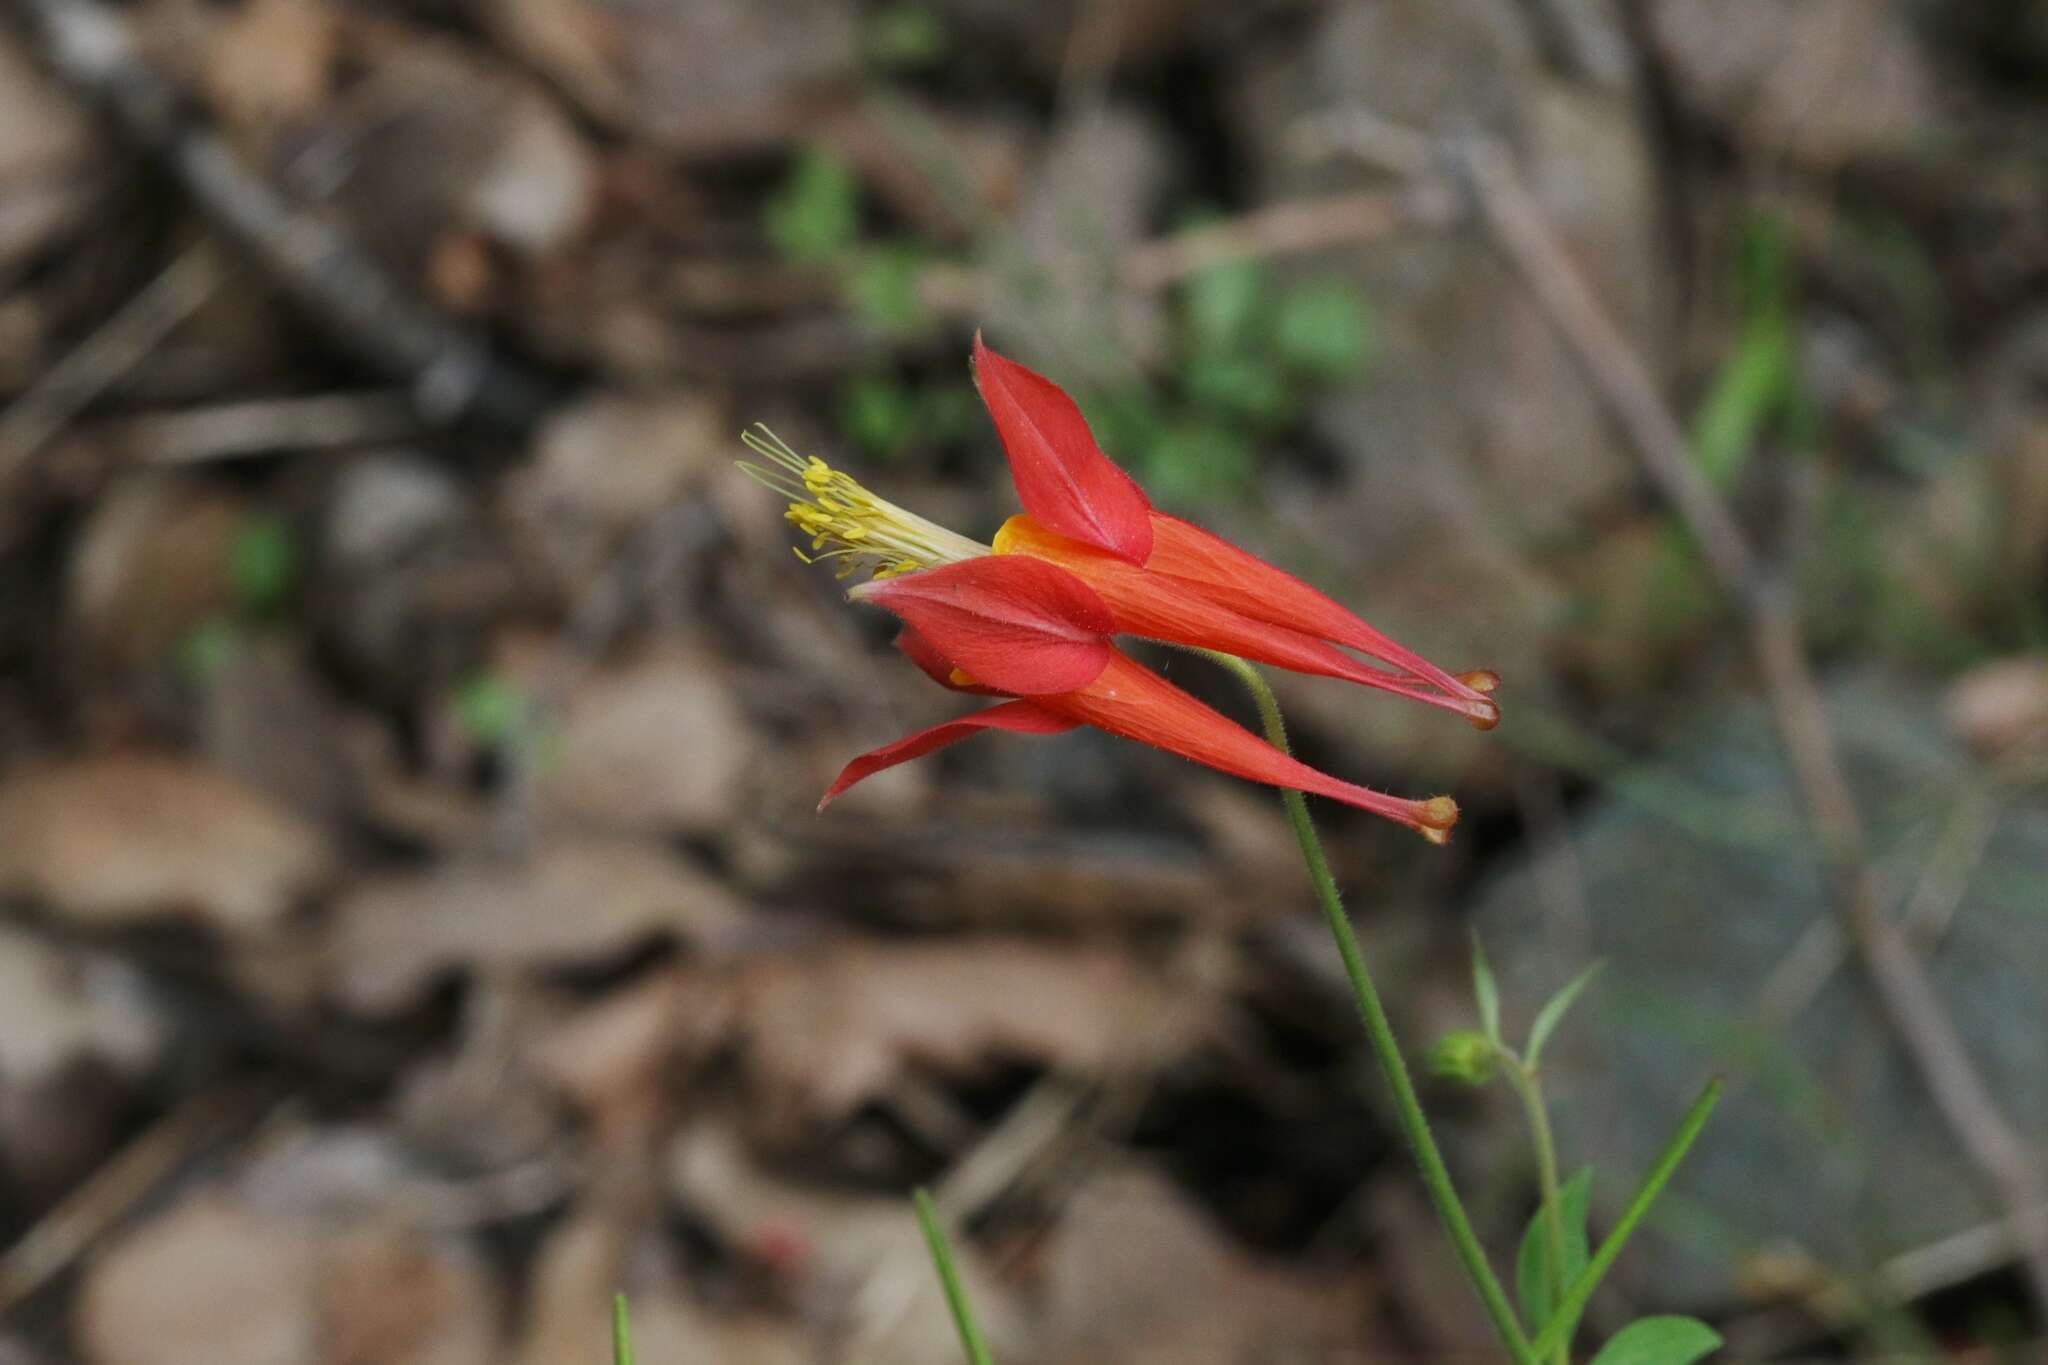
739, 426, 989, 580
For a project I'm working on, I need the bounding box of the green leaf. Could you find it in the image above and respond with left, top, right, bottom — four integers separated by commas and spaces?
1586, 1317, 1722, 1365
1139, 420, 1254, 502
230, 513, 298, 613
863, 3, 947, 70
1525, 960, 1605, 1070
845, 242, 931, 335
765, 145, 860, 263
1516, 1167, 1593, 1335
1274, 281, 1373, 380
1181, 353, 1291, 425
1471, 933, 1501, 1044
455, 671, 528, 748
611, 1293, 634, 1365
1182, 259, 1268, 354
1688, 314, 1791, 488
839, 376, 918, 461
175, 616, 239, 683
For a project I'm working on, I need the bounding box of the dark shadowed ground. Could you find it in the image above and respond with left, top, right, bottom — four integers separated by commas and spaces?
1, 1, 2046, 1361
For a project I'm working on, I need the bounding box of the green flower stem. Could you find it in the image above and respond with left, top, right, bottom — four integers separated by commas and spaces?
1506, 1060, 1571, 1365
1528, 1079, 1724, 1362
914, 1187, 996, 1365
1205, 651, 1536, 1365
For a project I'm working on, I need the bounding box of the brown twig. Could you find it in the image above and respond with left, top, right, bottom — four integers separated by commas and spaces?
0, 1085, 274, 1314
7, 0, 553, 428
0, 245, 217, 494
1452, 133, 2048, 1318
1120, 186, 1445, 292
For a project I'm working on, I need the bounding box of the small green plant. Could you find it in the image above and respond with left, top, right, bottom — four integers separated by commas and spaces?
1429, 939, 1721, 1365
1103, 257, 1376, 501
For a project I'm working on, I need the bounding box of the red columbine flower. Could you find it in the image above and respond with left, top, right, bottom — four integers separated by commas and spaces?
741, 336, 1498, 842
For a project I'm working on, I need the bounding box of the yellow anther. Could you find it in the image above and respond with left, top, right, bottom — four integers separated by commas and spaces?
739, 424, 992, 582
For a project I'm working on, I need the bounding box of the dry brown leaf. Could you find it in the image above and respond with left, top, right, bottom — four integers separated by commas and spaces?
77, 1194, 498, 1365
1650, 0, 1938, 166
667, 1122, 1026, 1365
0, 754, 333, 931
198, 0, 336, 133
275, 39, 595, 267
735, 941, 1208, 1137
542, 648, 754, 836
0, 927, 161, 1085
1041, 1167, 1378, 1365
76, 1197, 323, 1365
65, 475, 243, 671
317, 1224, 498, 1365
512, 392, 728, 541
324, 836, 743, 1013
524, 967, 700, 1140
0, 34, 100, 270
479, 0, 856, 149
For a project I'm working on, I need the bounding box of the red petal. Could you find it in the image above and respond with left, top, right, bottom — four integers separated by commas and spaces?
819, 700, 1077, 809
993, 516, 1500, 727
894, 625, 1005, 695
852, 556, 1115, 696
1143, 512, 1499, 729
972, 334, 1154, 565
1039, 652, 1460, 842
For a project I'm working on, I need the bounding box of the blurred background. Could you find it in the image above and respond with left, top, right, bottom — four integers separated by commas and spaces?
2, 0, 2047, 1360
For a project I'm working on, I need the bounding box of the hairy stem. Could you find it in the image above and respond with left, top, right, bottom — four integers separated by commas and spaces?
1205, 651, 1535, 1365
1508, 1060, 1570, 1365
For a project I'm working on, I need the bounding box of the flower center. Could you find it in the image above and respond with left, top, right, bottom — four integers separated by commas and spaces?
740, 426, 991, 580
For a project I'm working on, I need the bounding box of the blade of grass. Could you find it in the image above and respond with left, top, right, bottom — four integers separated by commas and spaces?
1528, 1080, 1724, 1362
914, 1187, 995, 1365
612, 1292, 634, 1365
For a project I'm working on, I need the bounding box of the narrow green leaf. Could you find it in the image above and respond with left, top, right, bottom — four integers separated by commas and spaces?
1529, 1081, 1724, 1363
611, 1292, 634, 1365
1471, 934, 1501, 1044
1515, 1167, 1593, 1331
1586, 1316, 1722, 1365
914, 1188, 996, 1365
1689, 315, 1791, 488
1525, 961, 1605, 1070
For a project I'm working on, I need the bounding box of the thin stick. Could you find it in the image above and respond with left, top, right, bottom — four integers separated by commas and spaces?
10, 0, 550, 427
1455, 134, 2048, 1316
0, 246, 217, 490
0, 1085, 265, 1313
1121, 189, 1419, 291
1206, 650, 1537, 1365
913, 1187, 996, 1365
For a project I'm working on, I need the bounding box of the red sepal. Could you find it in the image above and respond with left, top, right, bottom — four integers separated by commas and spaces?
972, 334, 1154, 565
818, 700, 1076, 809
894, 625, 1004, 695
1143, 512, 1499, 728
852, 556, 1115, 696
993, 516, 1501, 727
1040, 652, 1460, 842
